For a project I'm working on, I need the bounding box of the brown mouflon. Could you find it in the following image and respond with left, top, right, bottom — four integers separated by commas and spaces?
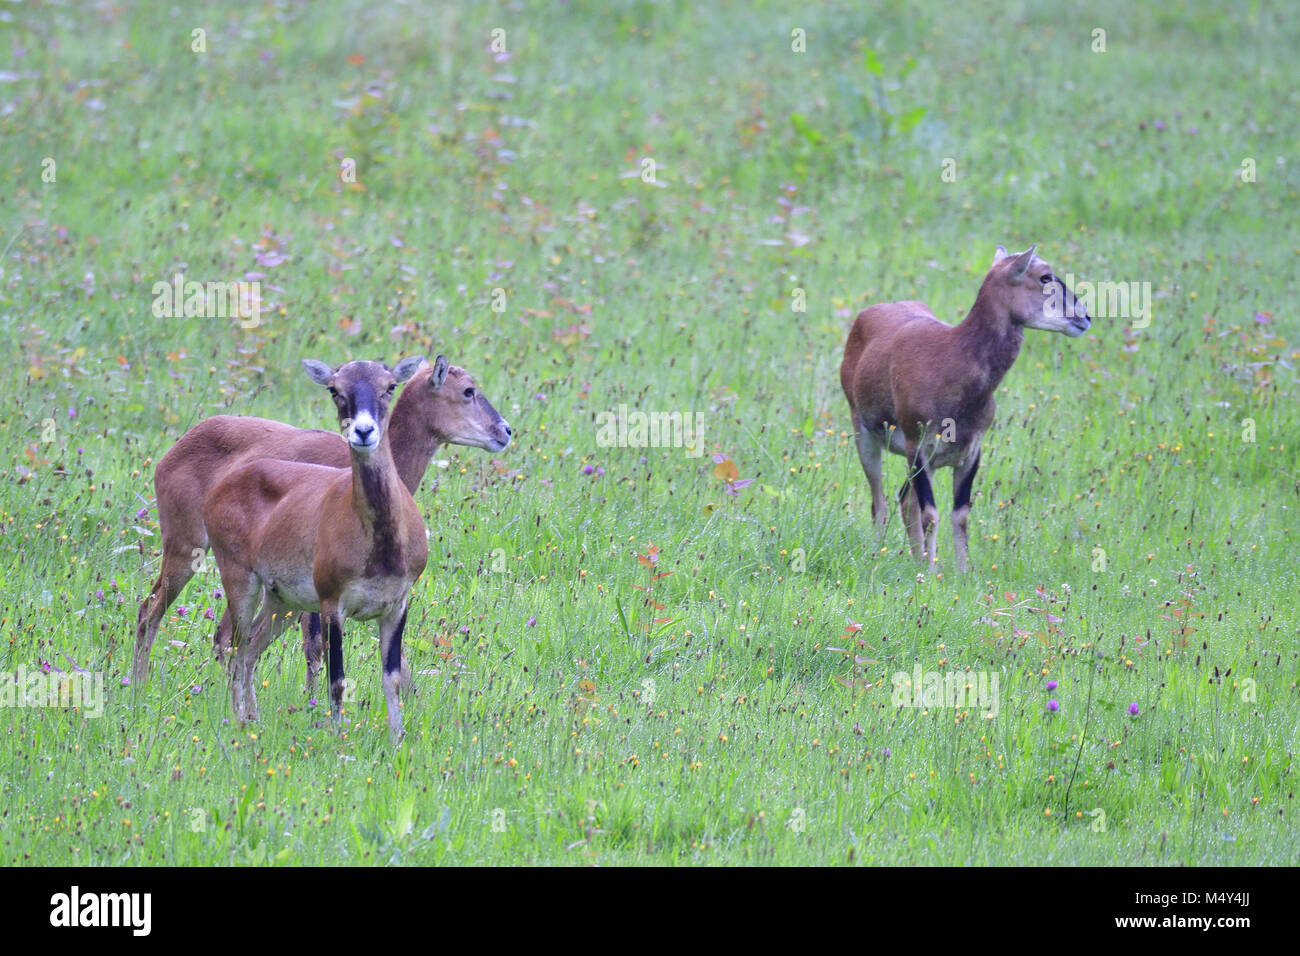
133, 356, 511, 691
203, 357, 429, 742
841, 245, 1090, 570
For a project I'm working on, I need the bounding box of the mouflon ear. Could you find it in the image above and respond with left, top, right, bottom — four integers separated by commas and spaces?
302, 359, 334, 386
430, 354, 450, 390
1010, 244, 1037, 279
391, 355, 426, 384
992, 245, 1010, 266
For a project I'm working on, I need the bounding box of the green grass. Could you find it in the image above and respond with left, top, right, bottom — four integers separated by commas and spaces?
1, 0, 1297, 865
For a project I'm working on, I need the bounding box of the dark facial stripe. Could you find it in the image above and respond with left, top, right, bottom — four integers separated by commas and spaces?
349, 379, 379, 431
1051, 276, 1076, 319
479, 394, 502, 422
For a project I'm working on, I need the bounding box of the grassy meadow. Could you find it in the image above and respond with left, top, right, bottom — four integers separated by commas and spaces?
1, 0, 1297, 865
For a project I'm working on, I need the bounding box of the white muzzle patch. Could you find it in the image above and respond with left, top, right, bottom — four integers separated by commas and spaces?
347, 410, 380, 450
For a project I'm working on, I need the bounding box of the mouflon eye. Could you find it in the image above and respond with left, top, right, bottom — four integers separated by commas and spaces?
464, 387, 476, 399
1039, 274, 1054, 285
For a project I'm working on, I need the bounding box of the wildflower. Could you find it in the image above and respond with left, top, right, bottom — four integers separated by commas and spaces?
724, 478, 754, 497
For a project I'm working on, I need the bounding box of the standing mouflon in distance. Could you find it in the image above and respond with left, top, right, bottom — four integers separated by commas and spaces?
840, 244, 1090, 570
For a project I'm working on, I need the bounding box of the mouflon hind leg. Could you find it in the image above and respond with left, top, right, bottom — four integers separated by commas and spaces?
133, 548, 197, 686
904, 438, 939, 565
378, 604, 410, 744
302, 613, 324, 695
951, 446, 981, 573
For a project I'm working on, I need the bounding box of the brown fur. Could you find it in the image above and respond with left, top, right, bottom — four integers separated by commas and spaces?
203, 358, 430, 742
132, 359, 510, 687
841, 245, 1089, 570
